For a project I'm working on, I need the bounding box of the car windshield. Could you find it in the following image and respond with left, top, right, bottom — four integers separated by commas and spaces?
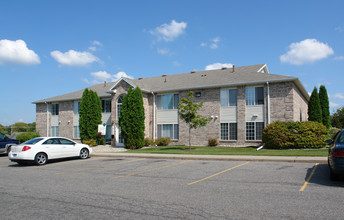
23, 138, 44, 145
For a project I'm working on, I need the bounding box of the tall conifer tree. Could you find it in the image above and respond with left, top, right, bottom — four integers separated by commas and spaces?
119, 87, 145, 149
79, 89, 102, 141
308, 87, 322, 123
319, 85, 330, 129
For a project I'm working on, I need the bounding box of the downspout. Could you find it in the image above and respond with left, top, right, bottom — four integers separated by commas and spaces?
45, 102, 49, 136
266, 82, 270, 125
152, 92, 155, 140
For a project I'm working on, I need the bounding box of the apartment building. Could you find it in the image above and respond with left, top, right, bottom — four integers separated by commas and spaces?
34, 64, 309, 146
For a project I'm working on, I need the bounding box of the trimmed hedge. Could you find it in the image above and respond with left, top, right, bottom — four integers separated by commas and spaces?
16, 132, 40, 143
262, 121, 328, 149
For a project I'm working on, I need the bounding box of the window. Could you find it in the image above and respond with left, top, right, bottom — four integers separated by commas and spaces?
117, 94, 125, 120
221, 123, 237, 140
102, 99, 111, 113
74, 102, 80, 114
221, 89, 237, 107
246, 87, 264, 105
246, 122, 264, 140
59, 138, 75, 145
43, 138, 60, 145
157, 94, 179, 110
51, 126, 59, 137
51, 104, 59, 115
157, 124, 179, 140
74, 126, 80, 139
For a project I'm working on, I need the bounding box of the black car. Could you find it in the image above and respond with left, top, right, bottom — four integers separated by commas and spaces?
326, 129, 344, 180
0, 132, 19, 155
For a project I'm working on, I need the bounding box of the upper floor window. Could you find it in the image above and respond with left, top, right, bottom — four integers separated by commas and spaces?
102, 99, 111, 113
51, 104, 59, 115
221, 88, 237, 107
157, 94, 179, 110
74, 101, 80, 114
117, 94, 125, 120
246, 87, 264, 105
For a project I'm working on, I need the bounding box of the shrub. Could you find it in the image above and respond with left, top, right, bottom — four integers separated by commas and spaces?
144, 138, 154, 146
16, 132, 40, 143
263, 121, 328, 149
208, 138, 218, 146
155, 137, 171, 146
82, 139, 97, 147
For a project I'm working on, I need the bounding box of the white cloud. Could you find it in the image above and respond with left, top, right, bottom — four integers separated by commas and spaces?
150, 20, 187, 42
335, 26, 344, 32
90, 71, 112, 81
201, 37, 220, 49
88, 40, 103, 51
334, 56, 344, 60
157, 48, 170, 55
330, 102, 340, 108
0, 39, 40, 65
85, 71, 134, 84
51, 50, 100, 66
280, 39, 334, 65
205, 62, 233, 70
91, 40, 103, 46
332, 93, 344, 99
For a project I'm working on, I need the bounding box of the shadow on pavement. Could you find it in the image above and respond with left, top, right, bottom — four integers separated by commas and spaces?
306, 163, 344, 187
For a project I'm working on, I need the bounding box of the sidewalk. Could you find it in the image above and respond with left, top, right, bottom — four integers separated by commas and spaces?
91, 145, 327, 163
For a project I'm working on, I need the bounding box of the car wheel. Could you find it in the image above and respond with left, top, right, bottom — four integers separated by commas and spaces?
6, 146, 11, 155
35, 153, 47, 166
80, 148, 89, 159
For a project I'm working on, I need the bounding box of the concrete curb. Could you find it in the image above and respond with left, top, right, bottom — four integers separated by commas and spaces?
92, 153, 327, 163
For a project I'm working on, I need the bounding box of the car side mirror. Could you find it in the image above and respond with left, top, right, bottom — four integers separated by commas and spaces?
325, 139, 333, 144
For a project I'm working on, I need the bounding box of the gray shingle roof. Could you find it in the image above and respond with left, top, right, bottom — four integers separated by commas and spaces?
33, 64, 308, 104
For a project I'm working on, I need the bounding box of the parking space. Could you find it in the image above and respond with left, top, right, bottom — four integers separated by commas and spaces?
1, 155, 344, 219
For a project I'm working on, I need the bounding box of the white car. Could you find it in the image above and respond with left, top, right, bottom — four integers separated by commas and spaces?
8, 137, 92, 166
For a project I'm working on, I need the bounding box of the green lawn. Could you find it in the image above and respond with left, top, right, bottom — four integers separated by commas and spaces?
121, 146, 328, 157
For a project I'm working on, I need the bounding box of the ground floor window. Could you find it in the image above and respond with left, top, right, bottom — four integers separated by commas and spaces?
246, 122, 264, 140
220, 123, 237, 140
157, 124, 179, 140
51, 126, 59, 137
74, 126, 80, 139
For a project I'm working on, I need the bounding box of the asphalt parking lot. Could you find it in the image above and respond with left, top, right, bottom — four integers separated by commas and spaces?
0, 155, 343, 219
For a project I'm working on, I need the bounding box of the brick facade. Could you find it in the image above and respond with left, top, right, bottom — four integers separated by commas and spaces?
35, 80, 308, 147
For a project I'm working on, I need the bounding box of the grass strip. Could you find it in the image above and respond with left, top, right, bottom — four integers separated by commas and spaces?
117, 146, 328, 157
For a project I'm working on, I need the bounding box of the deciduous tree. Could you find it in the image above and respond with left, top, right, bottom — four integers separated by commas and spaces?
178, 91, 211, 150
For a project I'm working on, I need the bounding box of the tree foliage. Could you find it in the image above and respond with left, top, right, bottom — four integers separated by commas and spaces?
79, 88, 102, 141
12, 122, 29, 132
178, 91, 211, 150
0, 124, 7, 134
118, 87, 145, 149
308, 87, 322, 123
331, 106, 344, 129
319, 85, 330, 129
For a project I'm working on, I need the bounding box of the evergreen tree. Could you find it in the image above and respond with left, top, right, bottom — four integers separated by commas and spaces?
308, 87, 322, 123
79, 89, 102, 141
178, 91, 211, 150
319, 85, 330, 129
119, 87, 145, 149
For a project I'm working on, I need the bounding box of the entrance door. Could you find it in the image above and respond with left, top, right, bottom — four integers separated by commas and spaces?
116, 124, 124, 146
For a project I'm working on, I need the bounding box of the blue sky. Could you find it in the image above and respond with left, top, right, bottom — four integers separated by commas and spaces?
0, 0, 343, 125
